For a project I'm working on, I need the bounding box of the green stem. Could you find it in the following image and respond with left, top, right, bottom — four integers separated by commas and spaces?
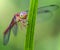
25, 0, 38, 50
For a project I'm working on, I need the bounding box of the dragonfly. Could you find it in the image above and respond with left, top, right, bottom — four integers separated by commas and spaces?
3, 5, 59, 45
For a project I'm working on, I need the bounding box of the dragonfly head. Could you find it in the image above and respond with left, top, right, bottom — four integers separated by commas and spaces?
14, 12, 27, 22
20, 11, 27, 19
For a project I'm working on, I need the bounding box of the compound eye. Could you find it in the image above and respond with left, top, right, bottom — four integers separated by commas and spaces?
20, 13, 23, 18
20, 14, 23, 16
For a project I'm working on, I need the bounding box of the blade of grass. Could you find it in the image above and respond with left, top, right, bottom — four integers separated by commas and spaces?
25, 0, 38, 50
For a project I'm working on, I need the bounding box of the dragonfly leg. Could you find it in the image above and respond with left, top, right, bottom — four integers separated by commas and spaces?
21, 19, 28, 27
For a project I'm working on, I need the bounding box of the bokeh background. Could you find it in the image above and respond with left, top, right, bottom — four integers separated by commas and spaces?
0, 0, 60, 50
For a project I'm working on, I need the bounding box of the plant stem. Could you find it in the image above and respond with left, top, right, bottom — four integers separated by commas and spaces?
25, 0, 38, 50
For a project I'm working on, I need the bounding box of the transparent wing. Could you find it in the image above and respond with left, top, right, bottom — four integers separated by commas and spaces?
3, 29, 11, 45
26, 5, 59, 14
26, 5, 59, 22
37, 5, 59, 14
12, 23, 18, 36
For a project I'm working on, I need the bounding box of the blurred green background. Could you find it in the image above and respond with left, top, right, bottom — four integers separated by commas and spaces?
0, 0, 60, 50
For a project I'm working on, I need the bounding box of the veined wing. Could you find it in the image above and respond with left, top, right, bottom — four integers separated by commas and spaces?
37, 5, 59, 14
3, 27, 11, 45
26, 5, 59, 14
26, 5, 59, 22
12, 16, 18, 36
12, 23, 18, 36
3, 16, 18, 45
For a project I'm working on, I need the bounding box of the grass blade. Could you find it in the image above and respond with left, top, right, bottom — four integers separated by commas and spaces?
25, 0, 38, 50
